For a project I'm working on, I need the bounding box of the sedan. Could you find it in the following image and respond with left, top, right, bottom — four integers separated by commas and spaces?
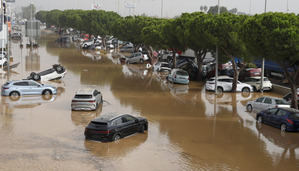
246, 96, 290, 112
256, 107, 299, 132
71, 89, 103, 111
243, 76, 272, 91
85, 113, 148, 142
1, 80, 57, 100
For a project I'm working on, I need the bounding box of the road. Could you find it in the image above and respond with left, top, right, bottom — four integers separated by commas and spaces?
0, 30, 298, 171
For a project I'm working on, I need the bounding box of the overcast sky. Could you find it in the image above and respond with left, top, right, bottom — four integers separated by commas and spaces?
14, 0, 299, 17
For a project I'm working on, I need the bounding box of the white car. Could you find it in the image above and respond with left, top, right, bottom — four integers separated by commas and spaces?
27, 64, 67, 82
243, 76, 272, 91
0, 55, 7, 67
153, 62, 171, 72
205, 75, 253, 93
246, 96, 290, 112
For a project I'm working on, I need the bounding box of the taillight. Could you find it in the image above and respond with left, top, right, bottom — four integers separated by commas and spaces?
287, 119, 294, 125
2, 87, 9, 89
88, 100, 96, 103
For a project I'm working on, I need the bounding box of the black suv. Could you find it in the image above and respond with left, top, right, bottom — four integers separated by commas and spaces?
85, 113, 148, 142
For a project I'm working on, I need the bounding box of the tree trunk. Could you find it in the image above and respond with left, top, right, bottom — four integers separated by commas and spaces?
172, 49, 176, 68
282, 64, 298, 109
146, 46, 154, 65
102, 36, 106, 50
195, 50, 207, 81
231, 56, 238, 92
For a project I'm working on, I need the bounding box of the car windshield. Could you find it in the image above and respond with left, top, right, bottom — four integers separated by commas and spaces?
275, 99, 289, 105
75, 94, 92, 99
289, 113, 299, 120
177, 71, 188, 76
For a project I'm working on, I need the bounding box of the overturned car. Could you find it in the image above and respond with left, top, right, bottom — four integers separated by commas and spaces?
27, 64, 67, 81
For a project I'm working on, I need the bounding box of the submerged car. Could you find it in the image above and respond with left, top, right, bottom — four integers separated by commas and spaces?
205, 75, 253, 93
153, 62, 171, 72
167, 69, 189, 85
256, 107, 299, 132
85, 113, 148, 142
243, 76, 272, 91
121, 52, 146, 64
1, 80, 57, 100
27, 64, 66, 81
0, 55, 7, 67
246, 96, 290, 112
71, 89, 103, 111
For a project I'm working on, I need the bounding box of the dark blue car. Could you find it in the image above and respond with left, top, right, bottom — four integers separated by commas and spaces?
256, 107, 299, 132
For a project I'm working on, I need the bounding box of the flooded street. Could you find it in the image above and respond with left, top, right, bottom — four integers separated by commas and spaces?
0, 31, 299, 171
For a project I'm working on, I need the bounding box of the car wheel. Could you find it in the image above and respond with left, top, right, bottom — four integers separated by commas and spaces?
242, 87, 250, 93
3, 61, 7, 66
55, 65, 63, 72
112, 134, 121, 141
280, 124, 287, 132
83, 44, 87, 48
252, 86, 257, 92
140, 59, 144, 64
247, 104, 253, 112
42, 90, 52, 100
216, 87, 223, 94
9, 91, 20, 101
32, 73, 41, 81
139, 124, 145, 133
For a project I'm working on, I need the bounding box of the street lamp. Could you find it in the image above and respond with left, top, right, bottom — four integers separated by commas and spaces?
215, 0, 220, 95
161, 0, 163, 18
261, 0, 267, 93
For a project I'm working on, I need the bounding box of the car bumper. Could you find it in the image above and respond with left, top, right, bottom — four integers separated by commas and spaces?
205, 84, 215, 91
172, 78, 189, 85
71, 104, 97, 111
1, 89, 11, 96
85, 132, 113, 142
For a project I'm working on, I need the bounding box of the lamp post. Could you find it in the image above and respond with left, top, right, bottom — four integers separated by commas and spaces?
261, 0, 267, 93
215, 0, 220, 95
161, 0, 163, 18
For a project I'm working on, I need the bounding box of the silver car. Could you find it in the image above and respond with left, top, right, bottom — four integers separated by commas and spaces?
1, 80, 57, 100
71, 89, 103, 111
124, 52, 145, 64
246, 96, 290, 112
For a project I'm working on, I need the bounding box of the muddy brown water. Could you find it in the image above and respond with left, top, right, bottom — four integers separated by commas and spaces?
0, 31, 298, 171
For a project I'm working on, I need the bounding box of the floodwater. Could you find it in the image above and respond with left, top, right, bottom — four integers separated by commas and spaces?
0, 31, 299, 171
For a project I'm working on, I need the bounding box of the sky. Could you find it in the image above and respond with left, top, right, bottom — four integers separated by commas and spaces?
13, 0, 299, 17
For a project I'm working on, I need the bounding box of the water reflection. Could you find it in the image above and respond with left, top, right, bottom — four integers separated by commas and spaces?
84, 132, 148, 158
1, 95, 57, 109
25, 50, 40, 71
71, 105, 103, 126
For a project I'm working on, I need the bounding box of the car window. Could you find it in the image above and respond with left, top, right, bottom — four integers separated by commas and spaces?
28, 81, 39, 86
289, 113, 299, 120
176, 71, 188, 76
111, 118, 123, 126
267, 108, 278, 115
122, 115, 136, 123
75, 94, 92, 99
264, 98, 272, 104
274, 99, 289, 105
13, 82, 29, 86
256, 97, 264, 103
276, 109, 288, 116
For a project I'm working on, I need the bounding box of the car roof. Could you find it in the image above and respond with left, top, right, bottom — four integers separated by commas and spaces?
249, 76, 268, 79
93, 113, 124, 122
210, 75, 233, 79
75, 88, 96, 94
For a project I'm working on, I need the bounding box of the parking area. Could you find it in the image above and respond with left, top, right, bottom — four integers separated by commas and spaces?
0, 31, 299, 171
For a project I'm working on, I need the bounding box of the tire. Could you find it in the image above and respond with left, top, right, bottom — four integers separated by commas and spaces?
216, 87, 223, 94
242, 87, 250, 93
3, 61, 7, 66
280, 124, 287, 132
247, 104, 253, 112
9, 91, 20, 101
112, 134, 121, 141
252, 86, 257, 92
42, 89, 52, 95
31, 73, 41, 81
83, 44, 87, 48
257, 115, 263, 123
56, 66, 63, 72
139, 124, 146, 133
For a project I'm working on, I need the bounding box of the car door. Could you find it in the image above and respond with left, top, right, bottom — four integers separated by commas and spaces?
13, 81, 29, 95
264, 108, 278, 125
262, 97, 273, 111
121, 115, 139, 135
253, 97, 265, 111
270, 109, 288, 127
28, 81, 43, 95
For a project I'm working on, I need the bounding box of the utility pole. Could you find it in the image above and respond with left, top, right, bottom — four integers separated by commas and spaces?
215, 0, 220, 94
161, 0, 163, 18
261, 0, 267, 93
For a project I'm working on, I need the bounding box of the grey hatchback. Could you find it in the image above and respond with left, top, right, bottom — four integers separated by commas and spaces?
1, 80, 57, 100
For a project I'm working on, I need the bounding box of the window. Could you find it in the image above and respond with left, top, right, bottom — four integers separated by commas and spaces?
289, 113, 299, 120
111, 118, 123, 126
264, 98, 272, 104
75, 94, 92, 99
256, 97, 264, 103
275, 99, 289, 105
276, 109, 288, 116
122, 115, 136, 123
13, 82, 29, 86
267, 108, 278, 115
28, 81, 39, 86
